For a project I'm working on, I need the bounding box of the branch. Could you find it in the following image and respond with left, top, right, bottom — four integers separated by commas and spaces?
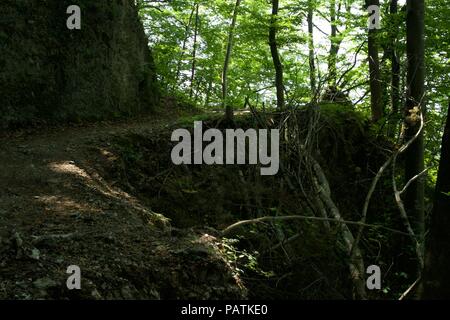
400, 167, 430, 196
392, 112, 425, 269
353, 112, 425, 269
352, 154, 393, 256
311, 160, 367, 299
221, 215, 409, 237
398, 277, 421, 300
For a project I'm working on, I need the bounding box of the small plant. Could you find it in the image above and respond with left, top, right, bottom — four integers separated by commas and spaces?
219, 238, 274, 279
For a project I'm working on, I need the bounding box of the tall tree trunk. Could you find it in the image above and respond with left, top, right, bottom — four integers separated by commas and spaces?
328, 0, 338, 86
366, 0, 383, 122
404, 0, 426, 262
194, 78, 201, 104
390, 0, 401, 116
204, 76, 213, 108
222, 0, 242, 122
189, 3, 200, 98
307, 0, 316, 99
175, 5, 196, 88
387, 0, 401, 137
423, 99, 450, 299
269, 0, 285, 110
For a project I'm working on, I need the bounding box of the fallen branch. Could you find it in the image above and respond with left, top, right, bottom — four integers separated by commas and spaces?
222, 215, 409, 237
352, 154, 393, 256
311, 160, 367, 299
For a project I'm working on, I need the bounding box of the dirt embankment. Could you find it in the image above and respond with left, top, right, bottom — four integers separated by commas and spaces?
0, 0, 159, 128
0, 110, 245, 299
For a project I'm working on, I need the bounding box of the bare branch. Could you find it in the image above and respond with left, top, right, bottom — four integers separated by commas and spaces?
222, 215, 409, 237
398, 277, 421, 300
400, 167, 430, 196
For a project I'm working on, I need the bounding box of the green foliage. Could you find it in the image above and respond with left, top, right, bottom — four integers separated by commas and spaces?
141, 0, 449, 167
220, 238, 272, 279
177, 113, 222, 127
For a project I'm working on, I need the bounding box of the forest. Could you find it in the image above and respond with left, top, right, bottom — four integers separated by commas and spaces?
0, 0, 449, 302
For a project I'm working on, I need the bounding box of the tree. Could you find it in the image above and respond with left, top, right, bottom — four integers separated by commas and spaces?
307, 0, 316, 99
223, 0, 242, 122
328, 0, 338, 87
389, 0, 401, 116
366, 0, 383, 122
404, 0, 426, 257
175, 4, 196, 89
385, 0, 402, 137
269, 0, 285, 110
423, 100, 450, 298
189, 3, 200, 98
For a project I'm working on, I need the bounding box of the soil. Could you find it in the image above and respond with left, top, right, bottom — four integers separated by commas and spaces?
0, 108, 246, 300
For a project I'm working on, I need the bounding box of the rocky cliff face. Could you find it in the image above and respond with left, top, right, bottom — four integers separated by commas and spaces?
0, 0, 159, 128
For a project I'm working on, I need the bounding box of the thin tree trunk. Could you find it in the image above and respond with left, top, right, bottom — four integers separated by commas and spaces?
189, 3, 200, 98
366, 0, 383, 122
328, 0, 338, 87
175, 5, 196, 88
423, 99, 450, 299
204, 76, 212, 108
269, 0, 285, 110
404, 0, 426, 263
194, 78, 201, 104
222, 0, 242, 122
387, 0, 401, 137
390, 0, 401, 116
307, 0, 316, 99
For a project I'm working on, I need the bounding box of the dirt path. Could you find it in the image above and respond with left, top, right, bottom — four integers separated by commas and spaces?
0, 109, 244, 300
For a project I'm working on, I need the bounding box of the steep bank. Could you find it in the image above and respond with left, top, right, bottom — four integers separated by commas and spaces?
0, 0, 159, 128
0, 109, 245, 299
